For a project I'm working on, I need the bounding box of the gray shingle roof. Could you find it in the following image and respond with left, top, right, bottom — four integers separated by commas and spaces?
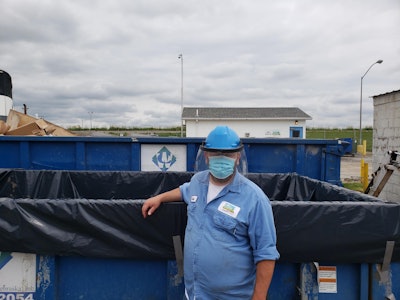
182, 107, 312, 120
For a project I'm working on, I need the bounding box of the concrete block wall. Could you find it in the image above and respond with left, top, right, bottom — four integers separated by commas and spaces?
372, 90, 400, 202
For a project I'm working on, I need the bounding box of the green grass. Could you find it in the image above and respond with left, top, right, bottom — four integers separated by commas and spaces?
306, 127, 373, 152
342, 182, 364, 192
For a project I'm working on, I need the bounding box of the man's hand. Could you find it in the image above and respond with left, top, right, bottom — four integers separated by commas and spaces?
141, 188, 182, 218
142, 196, 162, 218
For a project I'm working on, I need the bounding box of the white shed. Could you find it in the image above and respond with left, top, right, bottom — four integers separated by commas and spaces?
182, 107, 312, 138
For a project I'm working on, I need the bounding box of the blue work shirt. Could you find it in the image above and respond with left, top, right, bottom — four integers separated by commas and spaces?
180, 171, 279, 300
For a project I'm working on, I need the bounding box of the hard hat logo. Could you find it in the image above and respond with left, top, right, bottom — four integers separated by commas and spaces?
201, 126, 243, 152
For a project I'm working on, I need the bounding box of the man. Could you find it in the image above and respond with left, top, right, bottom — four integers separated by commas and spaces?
142, 125, 279, 299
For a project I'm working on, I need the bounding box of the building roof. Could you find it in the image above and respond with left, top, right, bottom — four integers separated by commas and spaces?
182, 107, 312, 120
372, 89, 400, 98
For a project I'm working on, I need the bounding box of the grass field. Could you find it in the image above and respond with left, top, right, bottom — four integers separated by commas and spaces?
72, 126, 374, 152
306, 128, 373, 152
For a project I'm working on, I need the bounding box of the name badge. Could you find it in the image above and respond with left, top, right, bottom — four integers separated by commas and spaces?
218, 201, 240, 218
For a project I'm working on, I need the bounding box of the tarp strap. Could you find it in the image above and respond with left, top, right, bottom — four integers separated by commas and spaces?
173, 235, 184, 285
382, 241, 395, 272
377, 241, 396, 300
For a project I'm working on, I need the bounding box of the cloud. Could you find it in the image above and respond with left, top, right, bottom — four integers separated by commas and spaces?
1, 0, 399, 129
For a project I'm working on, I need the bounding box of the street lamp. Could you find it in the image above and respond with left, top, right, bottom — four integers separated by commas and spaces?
178, 54, 183, 137
88, 111, 93, 131
359, 59, 383, 144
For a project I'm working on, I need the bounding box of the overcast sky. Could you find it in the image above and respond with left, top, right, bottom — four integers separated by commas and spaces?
1, 0, 399, 129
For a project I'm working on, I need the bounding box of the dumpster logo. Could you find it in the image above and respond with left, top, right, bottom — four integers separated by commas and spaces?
152, 146, 177, 171
0, 252, 13, 270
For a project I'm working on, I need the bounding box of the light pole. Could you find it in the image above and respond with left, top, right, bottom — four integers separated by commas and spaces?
178, 54, 183, 137
88, 111, 93, 131
359, 59, 383, 144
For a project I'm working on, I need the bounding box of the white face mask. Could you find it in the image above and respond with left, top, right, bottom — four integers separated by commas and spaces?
208, 156, 236, 179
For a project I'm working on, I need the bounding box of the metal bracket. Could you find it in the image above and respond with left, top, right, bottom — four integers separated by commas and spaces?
376, 241, 396, 300
172, 235, 184, 285
365, 150, 400, 196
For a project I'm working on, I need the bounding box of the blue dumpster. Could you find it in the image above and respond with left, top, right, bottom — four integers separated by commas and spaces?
0, 136, 343, 184
0, 170, 399, 299
339, 137, 354, 155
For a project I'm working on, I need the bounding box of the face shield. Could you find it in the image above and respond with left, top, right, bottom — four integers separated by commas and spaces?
194, 147, 248, 176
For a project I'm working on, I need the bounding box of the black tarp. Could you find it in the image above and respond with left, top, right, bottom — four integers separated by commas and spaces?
0, 169, 399, 263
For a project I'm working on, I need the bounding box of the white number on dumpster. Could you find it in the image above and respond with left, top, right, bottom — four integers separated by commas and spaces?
0, 294, 34, 300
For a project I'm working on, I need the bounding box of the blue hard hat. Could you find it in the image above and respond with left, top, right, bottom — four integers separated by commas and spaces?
202, 126, 243, 152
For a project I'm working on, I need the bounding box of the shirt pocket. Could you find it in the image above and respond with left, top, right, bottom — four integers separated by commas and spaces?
210, 213, 242, 243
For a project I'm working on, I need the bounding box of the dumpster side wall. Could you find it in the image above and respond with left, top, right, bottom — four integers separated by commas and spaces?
0, 136, 343, 184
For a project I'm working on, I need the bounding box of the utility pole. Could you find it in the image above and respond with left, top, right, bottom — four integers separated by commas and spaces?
359, 60, 383, 143
178, 54, 183, 137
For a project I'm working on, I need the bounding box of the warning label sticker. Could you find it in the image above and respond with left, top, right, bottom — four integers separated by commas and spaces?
318, 265, 337, 293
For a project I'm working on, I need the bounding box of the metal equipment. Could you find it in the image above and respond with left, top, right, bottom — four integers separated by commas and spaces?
365, 150, 400, 196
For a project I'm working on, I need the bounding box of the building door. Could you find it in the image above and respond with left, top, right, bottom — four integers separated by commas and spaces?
290, 127, 303, 138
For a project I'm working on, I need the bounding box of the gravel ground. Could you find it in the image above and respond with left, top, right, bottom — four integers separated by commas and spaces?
341, 153, 372, 182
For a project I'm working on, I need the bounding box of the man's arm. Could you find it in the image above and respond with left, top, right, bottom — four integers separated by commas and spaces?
252, 260, 275, 300
141, 187, 182, 218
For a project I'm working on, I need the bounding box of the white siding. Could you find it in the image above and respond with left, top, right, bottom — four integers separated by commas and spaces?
0, 95, 13, 118
372, 91, 400, 202
185, 119, 306, 138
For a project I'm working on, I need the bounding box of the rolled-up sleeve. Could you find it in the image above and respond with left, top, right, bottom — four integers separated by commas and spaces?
249, 196, 280, 263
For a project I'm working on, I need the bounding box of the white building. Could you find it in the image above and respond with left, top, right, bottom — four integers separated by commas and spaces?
182, 107, 312, 138
371, 90, 400, 202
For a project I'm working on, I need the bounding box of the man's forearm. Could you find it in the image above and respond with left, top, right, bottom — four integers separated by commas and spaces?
252, 260, 275, 300
158, 187, 182, 202
142, 187, 182, 218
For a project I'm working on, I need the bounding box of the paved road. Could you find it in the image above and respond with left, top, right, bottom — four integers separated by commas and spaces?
341, 153, 372, 182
